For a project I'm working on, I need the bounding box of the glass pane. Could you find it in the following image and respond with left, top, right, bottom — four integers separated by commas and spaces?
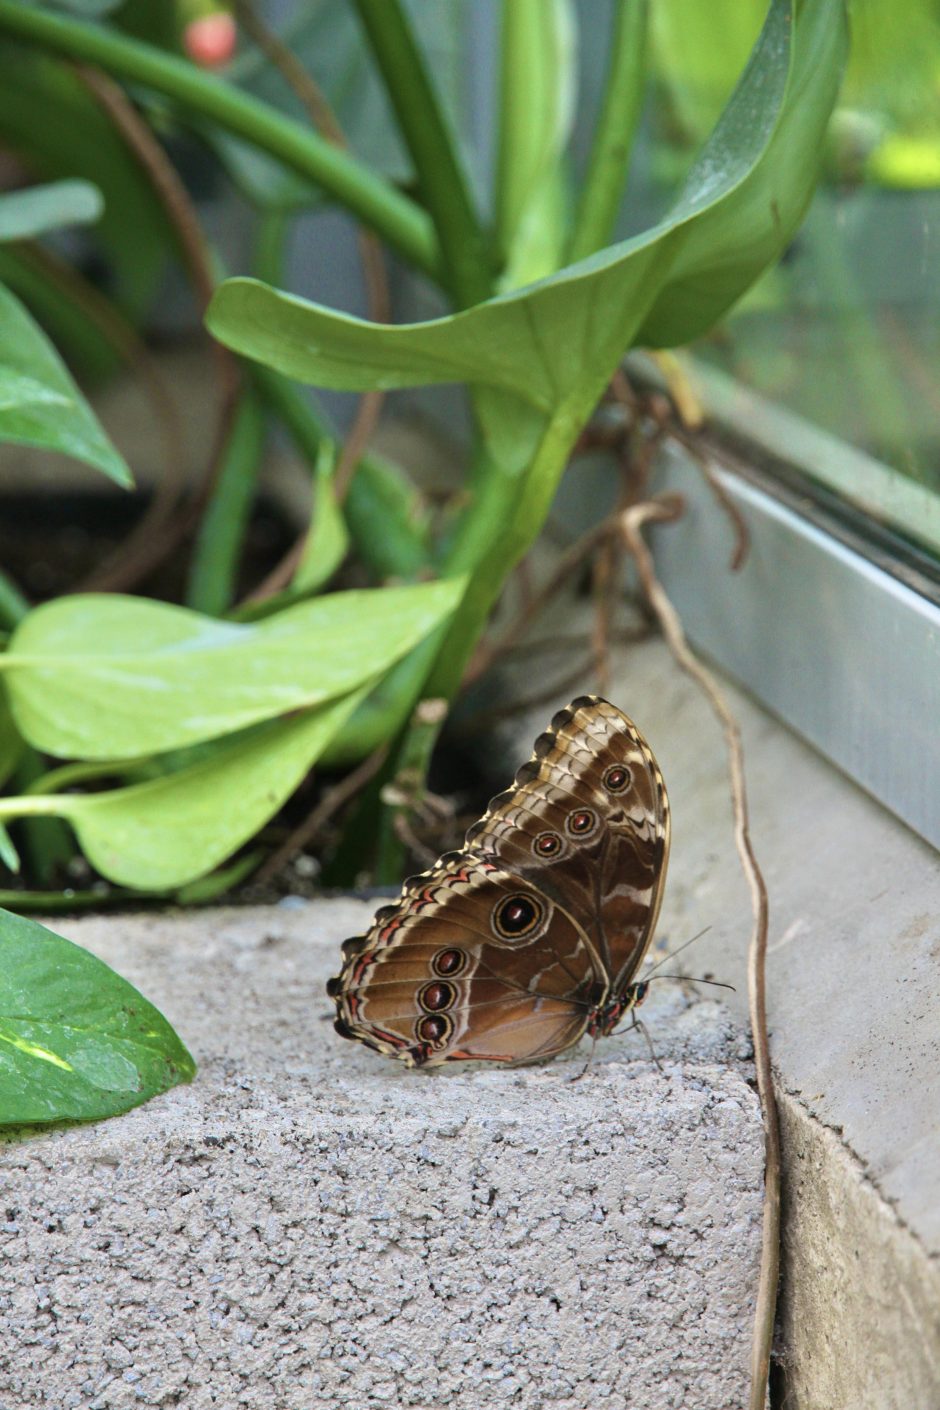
598, 0, 940, 562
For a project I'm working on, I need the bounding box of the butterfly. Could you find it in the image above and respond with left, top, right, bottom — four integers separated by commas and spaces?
327, 695, 670, 1068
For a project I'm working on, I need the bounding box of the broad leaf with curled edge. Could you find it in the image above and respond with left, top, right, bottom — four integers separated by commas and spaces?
2, 577, 465, 760
208, 0, 847, 471
0, 907, 194, 1126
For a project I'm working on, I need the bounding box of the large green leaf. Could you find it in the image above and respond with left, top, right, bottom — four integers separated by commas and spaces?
0, 179, 102, 242
2, 578, 464, 759
52, 690, 366, 888
209, 0, 846, 436
0, 907, 194, 1126
0, 283, 132, 486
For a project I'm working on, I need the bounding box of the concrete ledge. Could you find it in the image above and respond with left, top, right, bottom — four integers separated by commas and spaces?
777, 1091, 940, 1410
0, 901, 763, 1410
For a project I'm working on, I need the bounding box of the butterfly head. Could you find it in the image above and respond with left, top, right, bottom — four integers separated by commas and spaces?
589, 980, 649, 1038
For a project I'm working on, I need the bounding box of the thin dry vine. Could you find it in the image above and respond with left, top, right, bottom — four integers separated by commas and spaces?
620, 494, 778, 1410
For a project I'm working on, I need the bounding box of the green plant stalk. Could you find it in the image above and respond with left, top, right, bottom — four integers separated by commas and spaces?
0, 886, 159, 911
360, 389, 599, 876
0, 0, 442, 282
24, 759, 146, 794
186, 391, 267, 615
494, 0, 559, 264
0, 794, 66, 822
7, 751, 76, 887
351, 0, 492, 308
252, 364, 431, 579
568, 0, 648, 262
428, 410, 588, 700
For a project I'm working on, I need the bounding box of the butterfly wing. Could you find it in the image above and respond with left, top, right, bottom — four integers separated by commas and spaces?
465, 696, 670, 995
328, 695, 669, 1068
328, 853, 602, 1068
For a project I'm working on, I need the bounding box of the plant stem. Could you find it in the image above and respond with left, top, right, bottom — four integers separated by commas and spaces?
186, 391, 267, 615
568, 0, 648, 262
252, 365, 430, 580
0, 794, 66, 820
0, 0, 442, 281
494, 0, 572, 270
351, 0, 491, 308
5, 753, 75, 888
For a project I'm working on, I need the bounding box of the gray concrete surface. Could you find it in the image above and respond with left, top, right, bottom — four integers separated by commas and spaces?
481, 621, 940, 1405
776, 1091, 940, 1410
0, 900, 764, 1410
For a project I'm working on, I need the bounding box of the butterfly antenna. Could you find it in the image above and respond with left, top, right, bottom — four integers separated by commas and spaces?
646, 975, 736, 993
643, 926, 712, 979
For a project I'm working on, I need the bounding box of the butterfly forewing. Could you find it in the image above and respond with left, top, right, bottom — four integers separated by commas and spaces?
467, 697, 669, 989
328, 696, 669, 1067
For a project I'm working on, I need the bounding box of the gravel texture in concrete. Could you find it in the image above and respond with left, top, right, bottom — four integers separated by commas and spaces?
0, 900, 763, 1410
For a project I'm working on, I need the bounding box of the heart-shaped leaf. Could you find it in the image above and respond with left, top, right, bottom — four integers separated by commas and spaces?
2, 577, 464, 759
52, 689, 366, 888
0, 284, 132, 487
0, 907, 194, 1126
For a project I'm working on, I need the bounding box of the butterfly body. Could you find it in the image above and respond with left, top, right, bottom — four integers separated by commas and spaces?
328, 696, 669, 1069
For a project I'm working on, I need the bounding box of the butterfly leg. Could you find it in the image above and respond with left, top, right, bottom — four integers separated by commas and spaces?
627, 1010, 665, 1074
569, 1031, 600, 1083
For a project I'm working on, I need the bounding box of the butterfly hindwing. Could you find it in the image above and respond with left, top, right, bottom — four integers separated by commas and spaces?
329, 853, 599, 1067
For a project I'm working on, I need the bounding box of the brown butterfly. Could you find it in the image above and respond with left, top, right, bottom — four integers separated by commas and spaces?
328, 695, 670, 1068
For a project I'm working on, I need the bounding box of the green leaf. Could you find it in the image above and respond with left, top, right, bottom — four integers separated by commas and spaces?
0, 179, 103, 242
0, 284, 132, 486
54, 690, 366, 889
294, 441, 349, 593
0, 907, 194, 1126
2, 578, 465, 759
209, 0, 846, 428
0, 830, 18, 873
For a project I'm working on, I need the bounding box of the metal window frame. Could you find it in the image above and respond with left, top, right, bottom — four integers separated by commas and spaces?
648, 382, 940, 851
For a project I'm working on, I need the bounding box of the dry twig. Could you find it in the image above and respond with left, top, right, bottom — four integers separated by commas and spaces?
255, 744, 389, 886
463, 519, 616, 688
619, 494, 778, 1410
74, 63, 243, 593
